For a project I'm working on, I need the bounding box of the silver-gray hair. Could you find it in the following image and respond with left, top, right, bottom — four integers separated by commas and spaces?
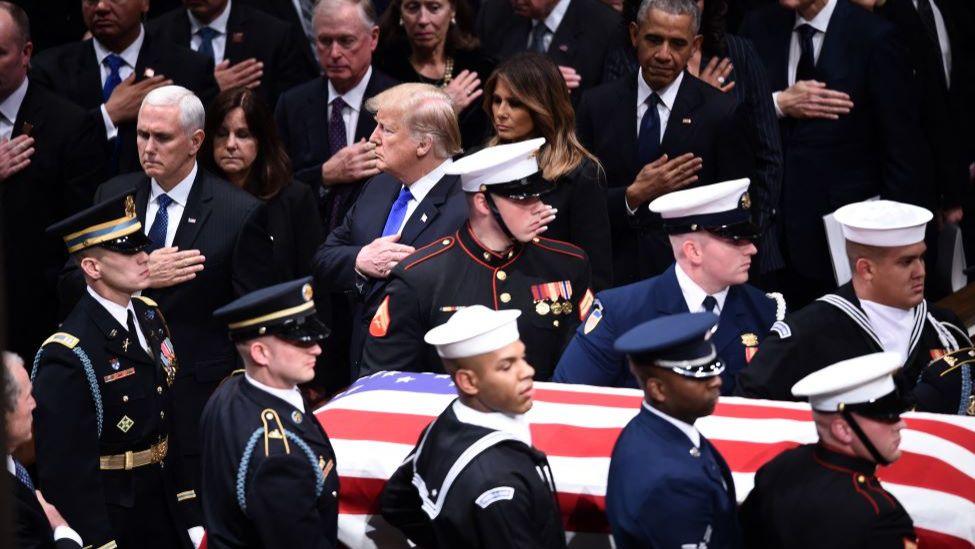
313, 0, 378, 31
140, 85, 205, 134
2, 351, 24, 414
636, 0, 701, 33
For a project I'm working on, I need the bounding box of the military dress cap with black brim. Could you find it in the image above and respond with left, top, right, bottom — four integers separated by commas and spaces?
213, 277, 330, 343
46, 192, 150, 254
614, 312, 725, 378
448, 137, 555, 200
648, 178, 760, 241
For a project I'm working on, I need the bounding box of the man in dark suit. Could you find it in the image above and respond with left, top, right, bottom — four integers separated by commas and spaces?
314, 83, 469, 382
236, 0, 318, 63
576, 0, 755, 285
29, 0, 217, 176
476, 0, 621, 95
3, 351, 83, 549
275, 0, 397, 231
65, 86, 273, 534
0, 2, 104, 361
149, 0, 317, 108
739, 0, 926, 306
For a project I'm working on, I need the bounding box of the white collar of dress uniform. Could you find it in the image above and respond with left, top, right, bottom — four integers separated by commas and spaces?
327, 65, 373, 112
188, 0, 232, 35
537, 0, 570, 35
0, 77, 27, 124
642, 400, 701, 448
244, 373, 305, 413
674, 263, 729, 315
87, 286, 138, 334
794, 0, 836, 34
637, 69, 683, 114
150, 161, 198, 209
5, 455, 14, 476
93, 24, 145, 68
452, 399, 532, 446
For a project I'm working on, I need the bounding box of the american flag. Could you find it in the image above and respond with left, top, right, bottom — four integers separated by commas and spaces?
314, 372, 975, 548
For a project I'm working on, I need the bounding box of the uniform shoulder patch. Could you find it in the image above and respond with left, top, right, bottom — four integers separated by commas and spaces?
369, 296, 391, 338
402, 237, 455, 271
132, 295, 159, 308
475, 486, 515, 508
532, 236, 587, 261
766, 292, 786, 322
770, 320, 792, 339
42, 332, 79, 349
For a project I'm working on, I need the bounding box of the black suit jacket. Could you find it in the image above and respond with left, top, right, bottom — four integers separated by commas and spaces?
740, 0, 925, 279
312, 171, 468, 373
475, 0, 621, 95
29, 29, 218, 175
576, 72, 755, 284
10, 471, 82, 549
274, 70, 399, 225
235, 0, 318, 68
0, 81, 104, 360
149, 4, 317, 107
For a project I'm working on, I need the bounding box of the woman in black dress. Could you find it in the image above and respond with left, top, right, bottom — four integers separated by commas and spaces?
483, 53, 614, 290
375, 0, 494, 148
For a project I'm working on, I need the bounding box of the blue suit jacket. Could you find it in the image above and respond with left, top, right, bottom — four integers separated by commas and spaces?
552, 264, 780, 394
606, 405, 741, 549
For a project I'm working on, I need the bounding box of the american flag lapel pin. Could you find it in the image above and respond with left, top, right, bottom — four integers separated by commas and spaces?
421, 213, 428, 223
232, 32, 244, 43
187, 218, 197, 224
558, 44, 569, 52
143, 67, 156, 78
682, 117, 692, 124
21, 122, 33, 136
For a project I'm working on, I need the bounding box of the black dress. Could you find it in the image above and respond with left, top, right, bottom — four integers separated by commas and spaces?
377, 47, 496, 149
541, 158, 613, 291
265, 181, 325, 281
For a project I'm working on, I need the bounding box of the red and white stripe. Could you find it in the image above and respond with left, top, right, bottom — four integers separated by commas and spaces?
315, 381, 975, 548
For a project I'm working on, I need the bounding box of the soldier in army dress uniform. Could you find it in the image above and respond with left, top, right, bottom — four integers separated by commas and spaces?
381, 305, 566, 548
361, 138, 593, 380
740, 352, 918, 548
32, 194, 197, 549
201, 277, 340, 549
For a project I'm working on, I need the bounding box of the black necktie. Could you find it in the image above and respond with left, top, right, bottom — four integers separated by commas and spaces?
126, 309, 142, 350
915, 0, 947, 88
703, 295, 718, 314
795, 24, 817, 82
637, 93, 661, 167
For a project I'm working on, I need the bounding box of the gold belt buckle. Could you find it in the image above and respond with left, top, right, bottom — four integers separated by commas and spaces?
124, 451, 134, 471
152, 438, 167, 463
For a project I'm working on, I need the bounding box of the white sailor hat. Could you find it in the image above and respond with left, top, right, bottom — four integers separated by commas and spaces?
648, 178, 759, 240
833, 200, 932, 247
445, 137, 554, 198
791, 352, 909, 420
424, 305, 522, 359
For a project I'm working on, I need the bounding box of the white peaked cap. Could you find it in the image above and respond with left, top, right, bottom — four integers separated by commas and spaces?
424, 305, 522, 359
791, 352, 902, 412
648, 178, 750, 217
833, 200, 932, 247
446, 138, 546, 192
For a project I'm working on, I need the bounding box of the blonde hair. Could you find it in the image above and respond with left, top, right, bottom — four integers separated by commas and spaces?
366, 83, 462, 159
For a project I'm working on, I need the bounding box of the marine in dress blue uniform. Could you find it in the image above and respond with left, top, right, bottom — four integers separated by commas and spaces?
201, 278, 340, 549
740, 353, 918, 548
554, 179, 783, 393
32, 194, 195, 549
606, 313, 741, 549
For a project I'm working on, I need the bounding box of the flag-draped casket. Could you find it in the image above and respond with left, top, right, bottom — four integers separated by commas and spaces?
315, 372, 975, 548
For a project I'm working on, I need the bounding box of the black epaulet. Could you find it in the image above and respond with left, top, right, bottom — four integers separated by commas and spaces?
402, 236, 455, 271
531, 236, 587, 261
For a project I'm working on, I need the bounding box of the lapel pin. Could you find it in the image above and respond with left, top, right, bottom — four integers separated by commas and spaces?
21, 122, 33, 136
421, 213, 428, 223
682, 118, 692, 124
558, 44, 568, 52
109, 328, 118, 338
143, 67, 156, 78
232, 32, 244, 43
122, 338, 130, 353
187, 217, 197, 224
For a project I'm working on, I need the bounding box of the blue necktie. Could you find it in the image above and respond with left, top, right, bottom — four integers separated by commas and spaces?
197, 27, 219, 60
529, 22, 549, 53
148, 194, 173, 251
102, 54, 125, 102
381, 187, 413, 237
637, 93, 661, 167
13, 458, 34, 491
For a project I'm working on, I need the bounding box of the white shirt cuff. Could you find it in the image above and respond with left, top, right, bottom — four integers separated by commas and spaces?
53, 525, 83, 546
624, 193, 639, 216
188, 526, 205, 548
100, 103, 119, 140
772, 91, 785, 119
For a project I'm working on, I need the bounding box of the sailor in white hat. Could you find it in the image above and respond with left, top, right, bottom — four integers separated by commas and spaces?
380, 305, 566, 549
360, 139, 592, 382
554, 178, 783, 396
740, 352, 917, 548
737, 200, 972, 414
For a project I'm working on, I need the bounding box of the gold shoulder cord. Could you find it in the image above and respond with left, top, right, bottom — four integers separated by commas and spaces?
260, 408, 291, 456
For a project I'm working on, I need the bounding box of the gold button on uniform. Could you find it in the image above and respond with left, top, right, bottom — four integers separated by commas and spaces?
500, 293, 511, 303
156, 386, 163, 394
496, 271, 507, 281
857, 475, 866, 484
442, 239, 450, 246
553, 320, 560, 327
160, 411, 165, 419
122, 395, 129, 403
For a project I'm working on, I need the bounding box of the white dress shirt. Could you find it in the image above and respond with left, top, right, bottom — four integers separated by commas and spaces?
453, 399, 533, 446
144, 163, 198, 248
394, 158, 453, 235
860, 299, 915, 363
87, 287, 150, 353
912, 0, 951, 86
7, 455, 85, 546
529, 0, 571, 52
772, 0, 836, 116
327, 66, 373, 148
643, 401, 700, 447
244, 373, 306, 412
188, 0, 232, 62
675, 263, 729, 315
93, 25, 146, 139
626, 71, 684, 215
0, 77, 28, 141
